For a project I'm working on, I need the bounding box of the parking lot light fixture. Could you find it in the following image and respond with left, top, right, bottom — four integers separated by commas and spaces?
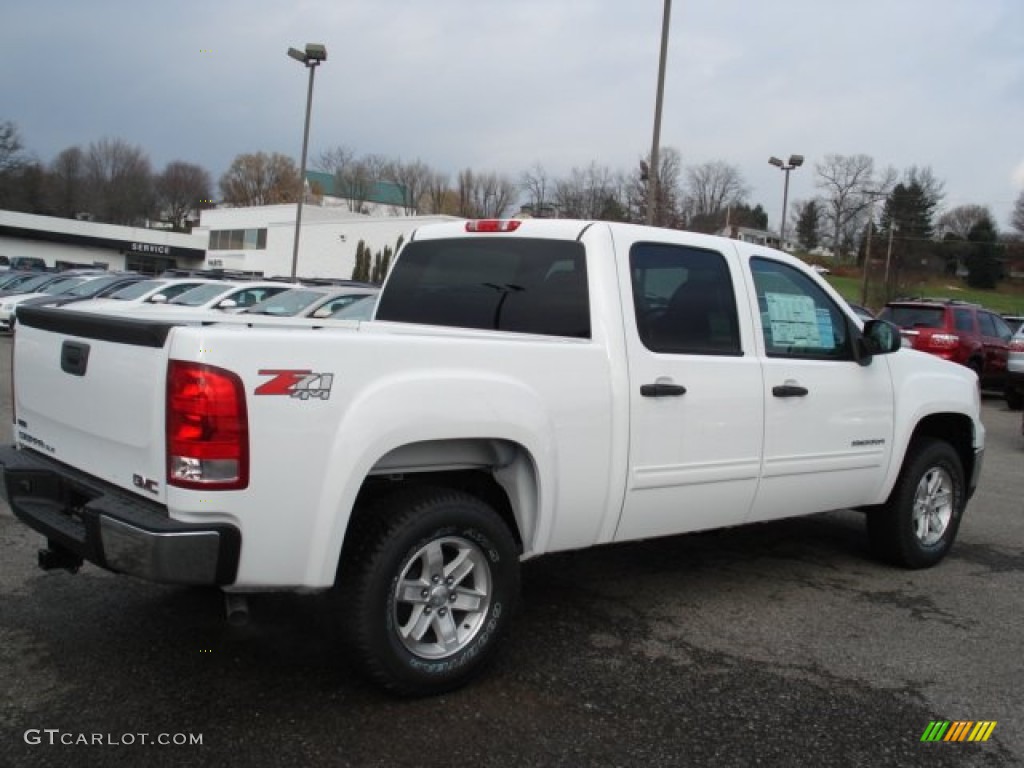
769, 154, 804, 247
288, 43, 327, 279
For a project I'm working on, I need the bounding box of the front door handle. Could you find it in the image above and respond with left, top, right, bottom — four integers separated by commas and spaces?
641, 383, 687, 397
772, 384, 808, 397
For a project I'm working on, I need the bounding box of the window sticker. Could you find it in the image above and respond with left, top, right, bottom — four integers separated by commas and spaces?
765, 292, 823, 347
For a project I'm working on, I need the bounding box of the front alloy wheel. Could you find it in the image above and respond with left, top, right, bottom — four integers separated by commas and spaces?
911, 466, 954, 547
867, 437, 965, 569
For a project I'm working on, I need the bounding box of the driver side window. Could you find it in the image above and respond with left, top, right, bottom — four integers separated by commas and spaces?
751, 257, 852, 361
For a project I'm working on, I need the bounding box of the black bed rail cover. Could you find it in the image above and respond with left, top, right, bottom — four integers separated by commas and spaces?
17, 306, 176, 348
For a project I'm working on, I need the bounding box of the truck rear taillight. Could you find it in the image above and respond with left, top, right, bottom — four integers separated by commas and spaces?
465, 219, 521, 233
167, 361, 249, 490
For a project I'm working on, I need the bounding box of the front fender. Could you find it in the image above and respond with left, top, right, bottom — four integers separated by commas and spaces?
879, 350, 984, 502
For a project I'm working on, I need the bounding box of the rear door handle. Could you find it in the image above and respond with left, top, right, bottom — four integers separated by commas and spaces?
772, 384, 808, 398
641, 383, 687, 397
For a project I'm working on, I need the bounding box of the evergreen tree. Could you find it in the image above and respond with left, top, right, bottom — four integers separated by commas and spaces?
965, 214, 1001, 289
351, 240, 372, 282
371, 251, 383, 284
795, 201, 821, 250
880, 181, 937, 288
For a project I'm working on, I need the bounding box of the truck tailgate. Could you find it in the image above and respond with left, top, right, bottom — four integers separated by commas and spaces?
14, 306, 173, 502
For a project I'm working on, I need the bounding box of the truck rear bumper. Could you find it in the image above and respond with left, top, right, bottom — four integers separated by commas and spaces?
0, 445, 240, 585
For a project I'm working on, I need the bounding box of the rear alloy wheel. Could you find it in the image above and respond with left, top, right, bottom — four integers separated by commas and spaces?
343, 487, 520, 696
867, 438, 965, 569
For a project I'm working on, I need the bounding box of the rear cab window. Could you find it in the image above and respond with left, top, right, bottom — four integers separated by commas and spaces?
879, 305, 945, 329
376, 237, 590, 338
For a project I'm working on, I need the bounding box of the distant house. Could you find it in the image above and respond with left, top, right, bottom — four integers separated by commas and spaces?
716, 225, 795, 252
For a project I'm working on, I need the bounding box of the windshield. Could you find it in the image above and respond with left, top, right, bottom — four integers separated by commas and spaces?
330, 294, 378, 320
9, 274, 57, 292
169, 283, 231, 306
42, 277, 89, 295
0, 273, 32, 289
245, 289, 326, 316
108, 279, 166, 300
64, 276, 130, 297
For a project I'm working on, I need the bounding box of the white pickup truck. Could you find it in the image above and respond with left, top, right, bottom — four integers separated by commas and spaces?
0, 219, 984, 695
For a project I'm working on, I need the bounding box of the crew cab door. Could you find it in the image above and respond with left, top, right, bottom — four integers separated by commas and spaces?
614, 235, 764, 541
743, 256, 894, 522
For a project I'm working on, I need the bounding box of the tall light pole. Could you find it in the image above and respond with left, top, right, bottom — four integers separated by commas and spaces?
287, 43, 327, 278
646, 0, 672, 227
768, 154, 803, 247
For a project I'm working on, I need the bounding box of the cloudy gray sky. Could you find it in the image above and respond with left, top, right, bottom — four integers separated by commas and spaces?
3, 0, 1022, 228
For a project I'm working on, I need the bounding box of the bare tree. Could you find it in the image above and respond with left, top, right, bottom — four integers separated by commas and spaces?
1012, 189, 1024, 236
48, 146, 89, 218
315, 146, 355, 177
157, 161, 213, 230
520, 163, 553, 216
84, 137, 154, 225
456, 168, 476, 217
683, 160, 748, 221
472, 171, 517, 218
815, 154, 896, 262
386, 158, 432, 215
628, 146, 684, 227
219, 151, 299, 207
0, 120, 27, 172
423, 170, 453, 215
453, 169, 517, 218
937, 204, 991, 240
553, 163, 627, 220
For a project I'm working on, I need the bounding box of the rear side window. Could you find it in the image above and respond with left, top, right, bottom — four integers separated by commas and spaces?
953, 308, 975, 332
377, 238, 590, 338
630, 242, 741, 355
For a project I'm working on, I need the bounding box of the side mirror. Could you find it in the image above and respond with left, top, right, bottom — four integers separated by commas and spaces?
861, 319, 902, 356
311, 307, 332, 319
148, 293, 168, 304
217, 299, 238, 309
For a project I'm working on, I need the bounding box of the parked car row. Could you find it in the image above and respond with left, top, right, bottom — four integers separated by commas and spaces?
1, 268, 381, 332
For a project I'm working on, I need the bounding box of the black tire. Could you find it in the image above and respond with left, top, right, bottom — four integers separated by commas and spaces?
341, 486, 520, 696
866, 438, 965, 569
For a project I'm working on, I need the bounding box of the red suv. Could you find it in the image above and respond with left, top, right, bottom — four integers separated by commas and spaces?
879, 298, 1013, 390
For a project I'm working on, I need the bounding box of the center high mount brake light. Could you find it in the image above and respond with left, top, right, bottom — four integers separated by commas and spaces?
465, 220, 522, 233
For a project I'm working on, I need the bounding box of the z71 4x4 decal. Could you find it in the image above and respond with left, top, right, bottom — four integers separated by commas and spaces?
255, 369, 334, 400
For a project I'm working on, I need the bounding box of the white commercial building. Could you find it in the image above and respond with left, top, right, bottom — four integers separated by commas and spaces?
194, 204, 456, 279
0, 210, 207, 273
0, 171, 459, 279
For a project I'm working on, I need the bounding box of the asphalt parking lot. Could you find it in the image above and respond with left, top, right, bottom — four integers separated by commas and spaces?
0, 333, 1021, 768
